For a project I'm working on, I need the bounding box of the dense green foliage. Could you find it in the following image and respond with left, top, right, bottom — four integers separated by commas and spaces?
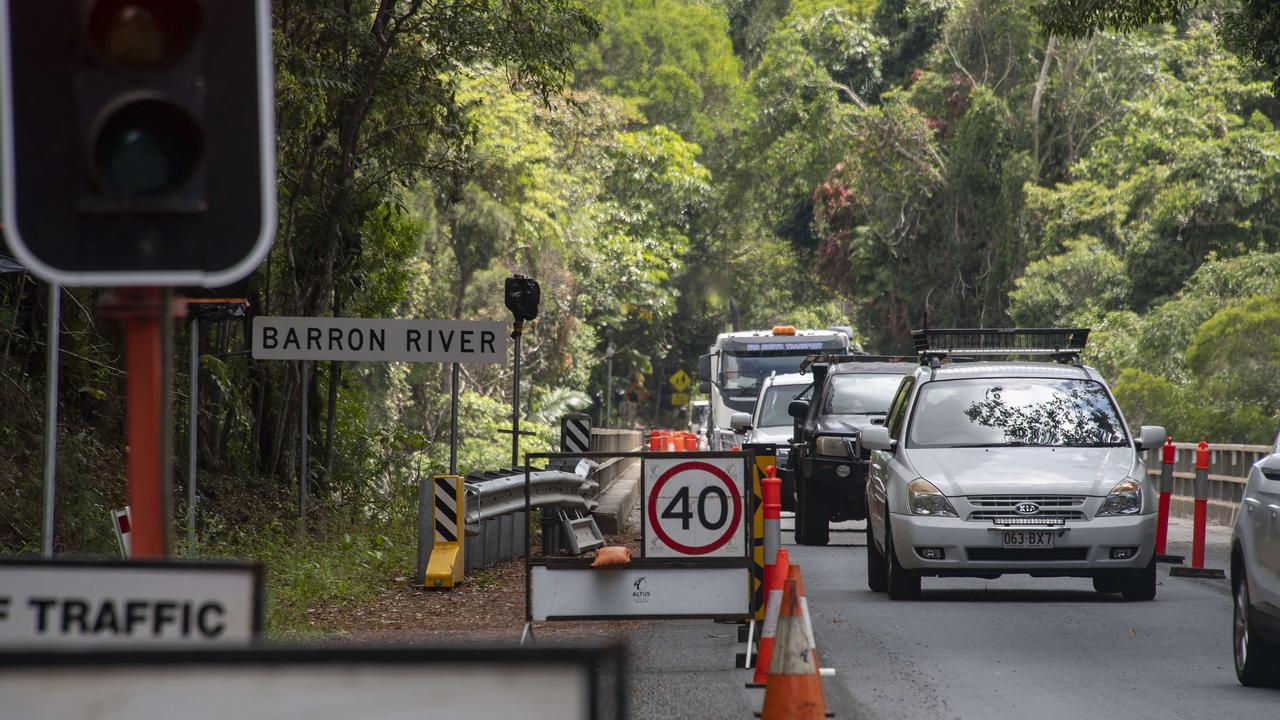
4, 0, 1280, 629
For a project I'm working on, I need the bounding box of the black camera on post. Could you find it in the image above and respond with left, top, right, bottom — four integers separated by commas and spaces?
504, 275, 541, 324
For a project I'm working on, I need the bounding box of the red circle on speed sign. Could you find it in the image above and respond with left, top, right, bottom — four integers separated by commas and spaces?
647, 461, 744, 555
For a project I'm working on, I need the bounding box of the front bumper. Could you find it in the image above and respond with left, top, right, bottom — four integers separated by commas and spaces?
804, 456, 865, 493
890, 512, 1156, 575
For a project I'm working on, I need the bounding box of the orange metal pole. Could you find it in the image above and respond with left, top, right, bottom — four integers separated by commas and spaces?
106, 287, 178, 559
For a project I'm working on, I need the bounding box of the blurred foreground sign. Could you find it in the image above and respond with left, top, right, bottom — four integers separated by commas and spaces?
0, 559, 261, 648
252, 317, 507, 363
0, 646, 623, 720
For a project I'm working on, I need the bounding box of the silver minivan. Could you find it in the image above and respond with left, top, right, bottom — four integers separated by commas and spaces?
862, 329, 1165, 601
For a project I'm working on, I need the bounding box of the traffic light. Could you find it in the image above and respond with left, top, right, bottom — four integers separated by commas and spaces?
504, 274, 541, 322
0, 0, 275, 287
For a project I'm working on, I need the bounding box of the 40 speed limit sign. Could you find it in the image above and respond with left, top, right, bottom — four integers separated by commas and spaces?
642, 456, 749, 558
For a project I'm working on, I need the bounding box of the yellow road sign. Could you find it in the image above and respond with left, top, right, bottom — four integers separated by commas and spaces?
670, 392, 689, 407
669, 369, 691, 392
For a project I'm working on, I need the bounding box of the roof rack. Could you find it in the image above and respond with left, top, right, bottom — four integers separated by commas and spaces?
799, 353, 915, 373
912, 328, 1090, 367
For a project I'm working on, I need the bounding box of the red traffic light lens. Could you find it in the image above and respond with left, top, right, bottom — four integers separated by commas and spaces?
92, 98, 205, 198
87, 0, 202, 71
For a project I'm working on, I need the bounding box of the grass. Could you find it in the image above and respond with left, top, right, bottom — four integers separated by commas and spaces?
195, 474, 418, 638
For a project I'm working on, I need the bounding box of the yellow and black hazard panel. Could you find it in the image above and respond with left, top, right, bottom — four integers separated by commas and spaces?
745, 444, 775, 621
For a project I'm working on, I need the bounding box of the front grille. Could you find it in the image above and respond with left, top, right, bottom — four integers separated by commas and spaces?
967, 495, 1085, 507
970, 510, 1086, 520
965, 495, 1088, 522
966, 547, 1089, 562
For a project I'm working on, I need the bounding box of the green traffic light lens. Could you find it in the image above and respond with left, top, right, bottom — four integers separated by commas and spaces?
93, 99, 205, 198
87, 0, 202, 71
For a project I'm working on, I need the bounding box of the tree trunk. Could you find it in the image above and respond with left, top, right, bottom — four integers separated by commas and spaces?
1031, 34, 1055, 184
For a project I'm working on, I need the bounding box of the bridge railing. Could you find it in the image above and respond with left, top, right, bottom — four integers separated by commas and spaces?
1143, 442, 1273, 527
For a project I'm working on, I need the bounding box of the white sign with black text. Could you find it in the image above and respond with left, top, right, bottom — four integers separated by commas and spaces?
0, 560, 262, 648
642, 457, 748, 558
251, 317, 507, 363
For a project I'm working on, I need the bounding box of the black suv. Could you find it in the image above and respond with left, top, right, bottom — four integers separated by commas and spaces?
788, 355, 915, 546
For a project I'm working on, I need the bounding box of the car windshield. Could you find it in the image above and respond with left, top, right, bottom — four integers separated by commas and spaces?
757, 384, 807, 427
825, 373, 903, 415
907, 377, 1128, 448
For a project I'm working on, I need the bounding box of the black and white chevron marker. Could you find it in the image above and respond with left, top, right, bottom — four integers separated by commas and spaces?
560, 413, 591, 453
434, 475, 460, 542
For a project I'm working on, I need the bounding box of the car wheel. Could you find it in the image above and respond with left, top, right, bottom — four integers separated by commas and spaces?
1234, 574, 1280, 687
885, 514, 921, 600
1120, 559, 1156, 602
866, 528, 888, 592
796, 479, 830, 546
1092, 576, 1122, 594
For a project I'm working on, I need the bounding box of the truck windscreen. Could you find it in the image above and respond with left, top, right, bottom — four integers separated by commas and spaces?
721, 350, 821, 394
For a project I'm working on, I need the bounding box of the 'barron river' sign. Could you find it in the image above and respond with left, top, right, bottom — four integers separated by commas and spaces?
252, 317, 507, 363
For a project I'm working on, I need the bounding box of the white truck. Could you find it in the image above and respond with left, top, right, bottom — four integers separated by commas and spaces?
697, 326, 851, 451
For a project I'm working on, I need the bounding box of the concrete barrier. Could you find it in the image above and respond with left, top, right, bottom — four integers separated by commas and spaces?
588, 429, 642, 493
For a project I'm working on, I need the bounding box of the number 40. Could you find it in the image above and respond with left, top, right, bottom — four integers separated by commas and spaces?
661, 485, 728, 530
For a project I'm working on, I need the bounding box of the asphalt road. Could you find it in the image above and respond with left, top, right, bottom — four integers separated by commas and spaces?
625, 516, 1280, 720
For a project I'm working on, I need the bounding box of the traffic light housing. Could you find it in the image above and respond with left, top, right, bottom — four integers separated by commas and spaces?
504, 275, 541, 322
0, 0, 275, 287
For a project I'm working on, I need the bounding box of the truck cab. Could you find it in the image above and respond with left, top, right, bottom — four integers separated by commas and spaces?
697, 326, 850, 451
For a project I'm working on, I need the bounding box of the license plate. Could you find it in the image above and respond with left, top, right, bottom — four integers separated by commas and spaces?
1001, 530, 1054, 549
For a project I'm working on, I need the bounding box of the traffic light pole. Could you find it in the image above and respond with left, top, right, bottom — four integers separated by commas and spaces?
103, 288, 183, 559
511, 322, 523, 468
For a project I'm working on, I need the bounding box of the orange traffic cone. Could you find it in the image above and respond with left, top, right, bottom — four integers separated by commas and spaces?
760, 576, 826, 719
788, 564, 821, 667
751, 548, 792, 685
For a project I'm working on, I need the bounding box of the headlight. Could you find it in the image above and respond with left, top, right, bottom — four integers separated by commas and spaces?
776, 446, 790, 463
815, 435, 851, 458
907, 478, 958, 517
1097, 478, 1142, 516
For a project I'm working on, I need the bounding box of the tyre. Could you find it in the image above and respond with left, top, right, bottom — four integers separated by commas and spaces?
1120, 559, 1156, 601
1234, 575, 1280, 687
796, 479, 830, 546
1092, 576, 1122, 594
885, 514, 921, 600
866, 529, 888, 592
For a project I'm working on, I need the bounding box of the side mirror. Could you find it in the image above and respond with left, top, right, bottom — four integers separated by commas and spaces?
698, 380, 711, 394
1260, 453, 1280, 481
787, 399, 810, 420
730, 412, 753, 433
698, 353, 711, 383
861, 426, 896, 453
1135, 426, 1166, 451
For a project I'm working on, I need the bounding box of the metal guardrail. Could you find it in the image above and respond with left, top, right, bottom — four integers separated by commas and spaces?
1144, 442, 1273, 527
424, 427, 644, 577
463, 469, 598, 532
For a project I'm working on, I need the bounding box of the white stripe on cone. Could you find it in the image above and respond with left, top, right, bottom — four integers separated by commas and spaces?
770, 597, 818, 675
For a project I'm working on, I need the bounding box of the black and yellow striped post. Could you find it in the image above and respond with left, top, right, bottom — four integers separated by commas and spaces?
746, 444, 774, 621
426, 474, 465, 589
